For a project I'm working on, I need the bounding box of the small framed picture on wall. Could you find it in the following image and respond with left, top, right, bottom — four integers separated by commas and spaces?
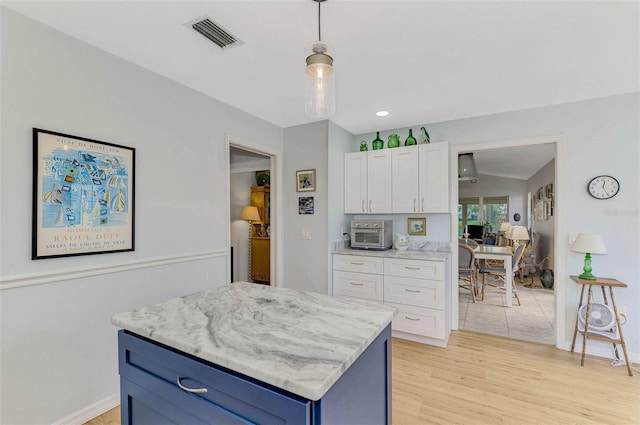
298, 197, 314, 214
296, 169, 316, 192
407, 217, 426, 236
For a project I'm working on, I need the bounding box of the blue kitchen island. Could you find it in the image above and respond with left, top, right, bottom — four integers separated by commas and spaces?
112, 282, 396, 424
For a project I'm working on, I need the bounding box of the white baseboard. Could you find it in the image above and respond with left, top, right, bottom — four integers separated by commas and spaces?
52, 393, 119, 425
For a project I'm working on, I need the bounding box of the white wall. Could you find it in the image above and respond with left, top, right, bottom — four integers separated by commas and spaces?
0, 9, 283, 424
283, 121, 329, 293
355, 93, 639, 360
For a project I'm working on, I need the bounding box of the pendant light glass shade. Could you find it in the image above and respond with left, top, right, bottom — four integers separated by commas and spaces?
305, 41, 335, 118
458, 153, 478, 181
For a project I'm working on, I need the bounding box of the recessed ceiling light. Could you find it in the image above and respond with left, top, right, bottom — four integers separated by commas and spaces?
376, 111, 389, 117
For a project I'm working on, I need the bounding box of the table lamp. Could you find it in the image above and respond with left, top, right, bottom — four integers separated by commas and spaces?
241, 206, 260, 222
506, 225, 529, 246
571, 233, 607, 280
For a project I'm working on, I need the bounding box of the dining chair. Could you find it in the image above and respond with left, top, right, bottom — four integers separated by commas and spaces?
479, 243, 526, 306
458, 243, 477, 303
459, 238, 479, 249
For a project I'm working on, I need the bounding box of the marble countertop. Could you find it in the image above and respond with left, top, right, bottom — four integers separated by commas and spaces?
333, 247, 450, 261
112, 281, 396, 401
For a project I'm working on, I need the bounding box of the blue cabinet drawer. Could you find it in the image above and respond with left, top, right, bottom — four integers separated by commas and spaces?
118, 331, 310, 425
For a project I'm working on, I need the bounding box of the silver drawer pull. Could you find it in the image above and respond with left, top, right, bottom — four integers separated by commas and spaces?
404, 266, 420, 270
177, 377, 208, 394
349, 282, 364, 286
404, 289, 421, 293
350, 261, 364, 265
405, 316, 421, 321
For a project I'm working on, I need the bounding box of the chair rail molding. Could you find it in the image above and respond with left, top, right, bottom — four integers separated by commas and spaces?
0, 250, 226, 290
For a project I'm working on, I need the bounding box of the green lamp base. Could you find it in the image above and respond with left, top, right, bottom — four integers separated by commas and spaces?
579, 252, 597, 280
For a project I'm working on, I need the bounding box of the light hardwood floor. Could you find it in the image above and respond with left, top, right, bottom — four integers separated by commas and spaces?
86, 331, 639, 425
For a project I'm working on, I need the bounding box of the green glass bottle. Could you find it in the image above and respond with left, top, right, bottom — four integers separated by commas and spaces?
360, 141, 368, 151
372, 132, 384, 150
405, 129, 417, 146
388, 134, 400, 148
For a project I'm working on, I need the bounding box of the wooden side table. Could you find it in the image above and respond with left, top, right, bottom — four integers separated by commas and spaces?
570, 275, 632, 376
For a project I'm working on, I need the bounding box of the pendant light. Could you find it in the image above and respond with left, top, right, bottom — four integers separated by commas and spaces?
458, 153, 478, 182
305, 0, 335, 118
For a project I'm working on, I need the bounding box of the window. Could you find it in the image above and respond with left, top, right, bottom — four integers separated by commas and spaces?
482, 196, 509, 232
458, 198, 479, 236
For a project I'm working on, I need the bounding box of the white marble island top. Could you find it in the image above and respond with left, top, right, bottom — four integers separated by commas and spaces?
112, 281, 396, 401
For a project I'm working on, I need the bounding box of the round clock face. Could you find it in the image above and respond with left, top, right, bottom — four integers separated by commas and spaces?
588, 175, 619, 199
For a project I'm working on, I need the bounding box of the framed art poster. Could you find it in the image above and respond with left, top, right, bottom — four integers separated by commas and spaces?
32, 128, 135, 259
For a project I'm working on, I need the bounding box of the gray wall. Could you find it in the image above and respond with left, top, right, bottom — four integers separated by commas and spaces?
0, 8, 283, 424
283, 121, 329, 293
459, 173, 528, 227
528, 159, 556, 269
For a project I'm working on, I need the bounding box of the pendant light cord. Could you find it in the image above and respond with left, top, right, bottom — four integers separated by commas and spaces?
318, 0, 322, 41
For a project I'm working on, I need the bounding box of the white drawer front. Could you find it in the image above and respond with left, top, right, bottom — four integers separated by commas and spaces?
383, 276, 445, 310
386, 302, 445, 339
333, 271, 384, 302
384, 258, 444, 280
333, 254, 384, 274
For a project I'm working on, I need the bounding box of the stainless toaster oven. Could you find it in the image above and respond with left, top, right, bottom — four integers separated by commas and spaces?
350, 220, 393, 250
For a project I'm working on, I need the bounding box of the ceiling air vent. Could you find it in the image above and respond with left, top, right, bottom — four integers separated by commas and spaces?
188, 16, 242, 50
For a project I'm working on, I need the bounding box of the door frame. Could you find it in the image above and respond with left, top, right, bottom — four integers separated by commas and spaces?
225, 135, 282, 286
450, 135, 565, 348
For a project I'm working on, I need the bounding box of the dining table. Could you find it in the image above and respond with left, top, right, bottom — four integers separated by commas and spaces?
473, 244, 514, 307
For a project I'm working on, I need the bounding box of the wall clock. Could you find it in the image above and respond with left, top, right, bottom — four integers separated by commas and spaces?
587, 175, 620, 199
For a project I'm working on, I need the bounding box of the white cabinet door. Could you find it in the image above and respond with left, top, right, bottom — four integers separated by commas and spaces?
392, 146, 419, 213
344, 152, 368, 214
418, 142, 450, 213
367, 150, 392, 213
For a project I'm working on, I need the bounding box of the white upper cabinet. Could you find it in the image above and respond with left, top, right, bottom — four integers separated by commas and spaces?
367, 150, 393, 213
344, 142, 448, 214
344, 152, 368, 213
344, 151, 392, 214
418, 142, 449, 213
392, 147, 420, 213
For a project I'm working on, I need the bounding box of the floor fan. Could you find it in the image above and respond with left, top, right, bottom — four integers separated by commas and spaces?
577, 302, 618, 338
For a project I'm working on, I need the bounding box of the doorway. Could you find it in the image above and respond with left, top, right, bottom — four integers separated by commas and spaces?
451, 137, 562, 346
227, 140, 278, 286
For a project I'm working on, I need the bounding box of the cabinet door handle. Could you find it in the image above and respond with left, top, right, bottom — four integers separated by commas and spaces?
349, 282, 364, 286
404, 289, 421, 293
362, 200, 365, 212
405, 316, 421, 321
369, 200, 372, 212
404, 266, 421, 270
422, 198, 425, 212
350, 261, 364, 265
413, 199, 416, 212
177, 377, 208, 394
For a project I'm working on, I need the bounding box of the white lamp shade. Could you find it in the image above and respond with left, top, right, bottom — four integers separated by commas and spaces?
241, 206, 260, 222
571, 233, 607, 254
499, 222, 512, 232
506, 225, 529, 241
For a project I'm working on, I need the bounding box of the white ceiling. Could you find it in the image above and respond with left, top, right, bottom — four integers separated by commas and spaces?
3, 1, 637, 179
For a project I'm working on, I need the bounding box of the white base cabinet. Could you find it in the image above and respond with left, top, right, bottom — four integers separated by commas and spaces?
333, 253, 450, 347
